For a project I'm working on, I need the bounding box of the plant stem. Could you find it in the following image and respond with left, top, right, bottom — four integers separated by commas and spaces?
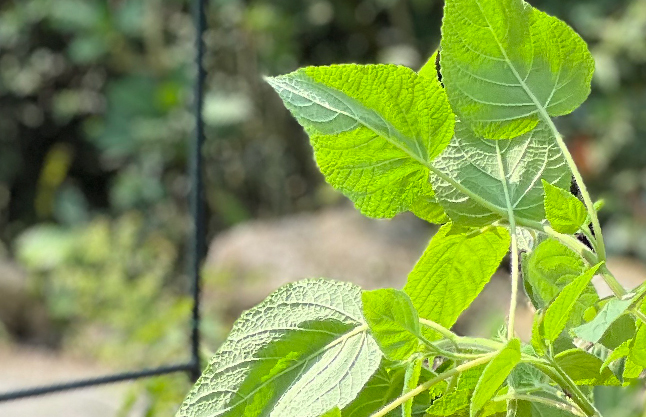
599, 264, 627, 298
495, 141, 519, 340
419, 318, 458, 343
536, 360, 603, 417
542, 117, 607, 262
369, 352, 497, 417
491, 393, 586, 417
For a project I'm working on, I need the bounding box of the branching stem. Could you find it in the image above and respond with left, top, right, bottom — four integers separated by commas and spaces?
369, 352, 497, 417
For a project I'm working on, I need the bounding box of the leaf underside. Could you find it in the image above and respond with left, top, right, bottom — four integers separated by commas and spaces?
176, 279, 381, 417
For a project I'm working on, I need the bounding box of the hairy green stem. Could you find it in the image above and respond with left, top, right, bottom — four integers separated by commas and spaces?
495, 141, 519, 340
369, 352, 497, 417
599, 264, 627, 298
536, 361, 603, 417
419, 318, 458, 343
491, 393, 586, 417
542, 117, 607, 262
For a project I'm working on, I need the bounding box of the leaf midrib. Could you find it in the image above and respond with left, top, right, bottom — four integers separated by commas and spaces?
211, 323, 370, 416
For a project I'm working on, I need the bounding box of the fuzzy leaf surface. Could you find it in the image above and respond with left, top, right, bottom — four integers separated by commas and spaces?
431, 121, 569, 227
404, 224, 510, 333
542, 263, 602, 342
362, 289, 421, 361
542, 180, 587, 234
440, 0, 594, 139
266, 65, 454, 218
177, 279, 381, 417
470, 339, 521, 417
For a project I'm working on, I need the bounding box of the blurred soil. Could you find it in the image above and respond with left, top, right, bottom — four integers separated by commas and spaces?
0, 345, 133, 417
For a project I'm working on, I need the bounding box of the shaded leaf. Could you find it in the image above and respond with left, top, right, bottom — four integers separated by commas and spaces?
440, 0, 594, 139
542, 263, 603, 342
554, 349, 620, 386
573, 297, 633, 344
431, 121, 569, 227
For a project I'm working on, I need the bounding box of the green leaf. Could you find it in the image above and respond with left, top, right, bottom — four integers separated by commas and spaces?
523, 239, 598, 324
629, 323, 646, 367
402, 359, 423, 417
419, 50, 440, 81
542, 180, 588, 234
572, 297, 633, 344
471, 339, 521, 417
600, 339, 631, 372
362, 289, 421, 361
554, 349, 620, 386
342, 360, 406, 417
530, 310, 546, 356
440, 0, 594, 139
321, 408, 342, 417
510, 400, 578, 416
431, 121, 569, 227
266, 64, 454, 218
409, 183, 449, 224
404, 224, 510, 333
177, 279, 381, 417
542, 263, 603, 342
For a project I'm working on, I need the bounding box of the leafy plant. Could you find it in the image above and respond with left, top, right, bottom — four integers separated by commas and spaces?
177, 0, 646, 416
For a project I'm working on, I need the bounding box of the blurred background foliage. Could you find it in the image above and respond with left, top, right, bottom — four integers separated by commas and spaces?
0, 0, 645, 415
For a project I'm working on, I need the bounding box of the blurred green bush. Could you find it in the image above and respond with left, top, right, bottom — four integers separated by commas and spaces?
1, 0, 645, 414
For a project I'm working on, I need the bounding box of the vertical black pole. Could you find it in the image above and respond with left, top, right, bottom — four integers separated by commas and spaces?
189, 0, 206, 382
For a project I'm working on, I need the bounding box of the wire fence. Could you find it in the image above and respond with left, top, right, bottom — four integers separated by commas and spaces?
0, 0, 207, 403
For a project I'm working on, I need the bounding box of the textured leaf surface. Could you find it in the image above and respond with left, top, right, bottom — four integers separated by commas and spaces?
177, 279, 381, 417
542, 180, 587, 234
554, 349, 620, 386
266, 65, 454, 218
342, 361, 405, 417
362, 289, 421, 361
523, 239, 598, 325
431, 121, 569, 227
470, 339, 521, 417
404, 224, 510, 332
573, 297, 633, 344
440, 0, 594, 139
542, 263, 602, 342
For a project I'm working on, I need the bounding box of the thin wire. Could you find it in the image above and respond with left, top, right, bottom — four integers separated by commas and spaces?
189, 0, 207, 382
0, 0, 208, 401
0, 364, 194, 402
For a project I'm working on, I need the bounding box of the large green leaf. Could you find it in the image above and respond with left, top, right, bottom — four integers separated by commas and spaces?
523, 239, 598, 326
542, 263, 603, 342
404, 224, 510, 332
471, 339, 521, 417
266, 64, 454, 218
431, 121, 570, 227
440, 0, 594, 139
362, 289, 421, 361
177, 279, 381, 417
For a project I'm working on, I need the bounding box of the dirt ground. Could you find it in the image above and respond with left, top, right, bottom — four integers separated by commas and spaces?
0, 345, 132, 417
